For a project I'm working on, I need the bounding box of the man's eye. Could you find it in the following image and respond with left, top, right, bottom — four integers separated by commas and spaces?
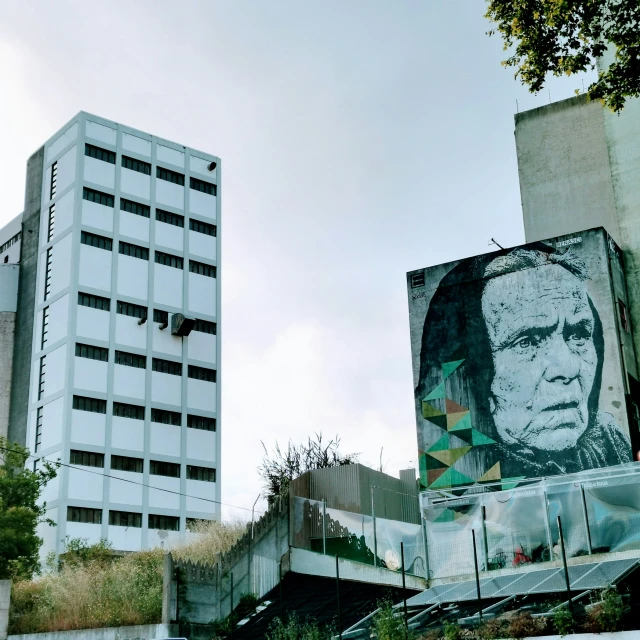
567, 326, 591, 344
512, 336, 538, 350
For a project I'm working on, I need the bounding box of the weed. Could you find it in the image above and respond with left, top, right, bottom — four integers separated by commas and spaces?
442, 620, 460, 640
374, 597, 409, 639
553, 606, 574, 636
507, 611, 547, 638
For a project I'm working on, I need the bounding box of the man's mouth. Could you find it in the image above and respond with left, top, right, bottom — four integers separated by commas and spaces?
542, 400, 580, 412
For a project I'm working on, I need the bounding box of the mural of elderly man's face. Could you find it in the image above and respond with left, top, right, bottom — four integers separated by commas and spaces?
481, 263, 598, 452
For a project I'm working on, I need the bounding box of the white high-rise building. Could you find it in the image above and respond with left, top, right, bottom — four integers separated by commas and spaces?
2, 112, 221, 556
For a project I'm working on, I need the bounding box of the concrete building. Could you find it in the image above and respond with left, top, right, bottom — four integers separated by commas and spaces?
514, 77, 640, 378
2, 112, 221, 557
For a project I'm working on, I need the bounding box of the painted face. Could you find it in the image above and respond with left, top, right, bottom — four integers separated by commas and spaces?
481, 264, 598, 452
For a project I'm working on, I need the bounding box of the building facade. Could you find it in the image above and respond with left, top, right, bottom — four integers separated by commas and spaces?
4, 112, 221, 557
407, 229, 638, 490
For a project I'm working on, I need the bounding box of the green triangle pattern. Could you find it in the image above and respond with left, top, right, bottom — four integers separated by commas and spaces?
427, 433, 450, 452
470, 429, 496, 446
450, 413, 472, 432
433, 509, 455, 523
429, 467, 475, 489
442, 359, 464, 380
501, 477, 526, 491
425, 382, 446, 401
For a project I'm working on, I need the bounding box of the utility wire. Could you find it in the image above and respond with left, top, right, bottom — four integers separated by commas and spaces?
0, 443, 265, 516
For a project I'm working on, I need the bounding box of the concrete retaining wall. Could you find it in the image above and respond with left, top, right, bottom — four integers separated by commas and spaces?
8, 624, 179, 640
0, 580, 9, 640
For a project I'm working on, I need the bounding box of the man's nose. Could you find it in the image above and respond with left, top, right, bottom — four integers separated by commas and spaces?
542, 333, 581, 383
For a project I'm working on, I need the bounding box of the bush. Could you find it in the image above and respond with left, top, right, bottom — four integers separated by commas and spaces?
266, 614, 334, 640
9, 520, 244, 635
476, 618, 506, 640
584, 586, 629, 633
442, 620, 460, 640
553, 606, 574, 636
507, 611, 547, 638
374, 597, 408, 640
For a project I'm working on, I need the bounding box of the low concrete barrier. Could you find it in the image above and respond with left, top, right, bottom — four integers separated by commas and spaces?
0, 580, 10, 640
8, 623, 179, 640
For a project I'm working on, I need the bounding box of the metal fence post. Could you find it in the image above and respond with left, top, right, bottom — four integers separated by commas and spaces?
472, 529, 482, 620
322, 499, 327, 555
481, 505, 489, 571
371, 486, 378, 568
579, 484, 593, 555
557, 516, 573, 616
401, 542, 408, 633
542, 486, 554, 561
421, 516, 430, 580
336, 555, 342, 640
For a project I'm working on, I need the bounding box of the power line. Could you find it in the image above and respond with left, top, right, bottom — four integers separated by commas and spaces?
0, 444, 265, 516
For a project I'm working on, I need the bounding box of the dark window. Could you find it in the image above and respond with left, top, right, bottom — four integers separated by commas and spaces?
41, 306, 49, 349
194, 319, 216, 335
38, 356, 46, 400
151, 408, 182, 426
155, 251, 183, 269
189, 219, 217, 237
75, 343, 109, 362
109, 510, 142, 527
156, 209, 184, 228
50, 161, 58, 199
187, 414, 216, 432
116, 300, 147, 319
70, 449, 105, 468
78, 292, 111, 311
411, 272, 425, 289
190, 177, 217, 196
44, 247, 52, 300
148, 513, 180, 531
119, 241, 149, 261
619, 299, 630, 333
156, 166, 185, 186
81, 231, 113, 251
68, 506, 102, 524
187, 465, 216, 483
122, 155, 151, 175
113, 402, 145, 421
111, 454, 144, 473
186, 517, 213, 531
150, 460, 181, 478
83, 187, 114, 208
73, 395, 106, 414
153, 309, 169, 324
35, 408, 43, 452
85, 143, 115, 164
120, 198, 150, 218
152, 358, 182, 376
47, 204, 55, 242
189, 260, 216, 278
188, 365, 216, 383
115, 350, 147, 369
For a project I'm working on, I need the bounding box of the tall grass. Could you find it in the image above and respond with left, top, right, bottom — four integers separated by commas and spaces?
9, 519, 246, 634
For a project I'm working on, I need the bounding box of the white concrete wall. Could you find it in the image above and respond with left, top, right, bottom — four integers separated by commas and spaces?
150, 422, 180, 456
76, 306, 110, 342
186, 428, 216, 462
46, 121, 78, 162
188, 272, 216, 316
83, 156, 115, 189
120, 168, 150, 200
155, 221, 183, 252
0, 313, 15, 440
113, 365, 146, 400
188, 378, 216, 412
111, 417, 144, 452
86, 120, 116, 145
73, 357, 108, 394
188, 331, 216, 364
116, 255, 148, 299
148, 476, 180, 509
115, 314, 147, 350
109, 469, 144, 504
78, 244, 112, 292
189, 229, 216, 260
81, 199, 113, 233
151, 372, 181, 406
67, 465, 104, 501
153, 264, 182, 307
122, 132, 151, 156
70, 409, 106, 447
119, 210, 149, 242
156, 181, 184, 209
189, 190, 216, 220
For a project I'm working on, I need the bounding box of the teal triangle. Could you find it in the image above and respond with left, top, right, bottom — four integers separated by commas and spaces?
434, 509, 455, 523
470, 429, 496, 446
442, 359, 464, 380
429, 467, 475, 489
424, 382, 445, 401
501, 477, 526, 491
428, 433, 449, 452
450, 413, 472, 432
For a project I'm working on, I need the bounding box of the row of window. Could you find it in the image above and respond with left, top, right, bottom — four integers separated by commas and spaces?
68, 507, 209, 531
69, 449, 216, 481
73, 395, 216, 431
0, 231, 21, 255
78, 293, 217, 334
80, 232, 214, 277
83, 185, 217, 223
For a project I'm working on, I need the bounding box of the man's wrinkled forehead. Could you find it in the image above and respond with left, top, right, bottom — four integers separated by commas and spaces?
481, 265, 592, 340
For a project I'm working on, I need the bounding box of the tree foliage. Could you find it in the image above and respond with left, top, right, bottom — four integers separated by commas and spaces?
258, 433, 359, 504
0, 437, 57, 579
485, 0, 640, 112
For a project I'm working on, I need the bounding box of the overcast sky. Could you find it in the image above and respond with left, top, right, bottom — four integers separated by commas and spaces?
0, 1, 593, 519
